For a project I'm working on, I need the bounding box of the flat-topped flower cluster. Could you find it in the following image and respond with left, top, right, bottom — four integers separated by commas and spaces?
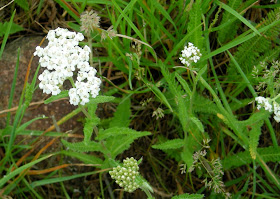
255, 96, 280, 122
34, 27, 101, 106
179, 42, 202, 66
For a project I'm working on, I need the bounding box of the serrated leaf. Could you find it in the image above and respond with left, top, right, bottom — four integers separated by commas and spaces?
249, 121, 264, 159
190, 116, 204, 133
109, 97, 131, 128
172, 193, 204, 199
96, 127, 150, 140
61, 150, 103, 165
44, 91, 69, 104
175, 73, 192, 96
89, 95, 115, 104
61, 139, 103, 153
107, 138, 134, 159
83, 116, 100, 144
152, 139, 184, 150
104, 130, 150, 159
0, 22, 24, 37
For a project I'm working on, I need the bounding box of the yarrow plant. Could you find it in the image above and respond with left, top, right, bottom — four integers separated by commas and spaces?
34, 27, 101, 106
179, 42, 202, 67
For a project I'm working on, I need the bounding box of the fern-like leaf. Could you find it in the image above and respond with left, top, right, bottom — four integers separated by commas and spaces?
190, 116, 204, 133
105, 133, 150, 159
248, 121, 264, 159
84, 103, 100, 143
193, 94, 218, 115
96, 127, 150, 140
61, 139, 103, 153
159, 61, 189, 133
152, 139, 184, 150
61, 150, 103, 165
222, 146, 280, 170
228, 8, 280, 77
187, 0, 204, 51
89, 95, 115, 104
172, 193, 204, 199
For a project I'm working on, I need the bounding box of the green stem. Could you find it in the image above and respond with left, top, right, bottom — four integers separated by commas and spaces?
87, 35, 93, 67
189, 70, 197, 114
79, 104, 91, 119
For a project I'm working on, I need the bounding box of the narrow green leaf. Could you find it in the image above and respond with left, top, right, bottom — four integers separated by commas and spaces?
143, 78, 173, 113
16, 116, 46, 133
6, 48, 20, 126
30, 170, 102, 188
15, 0, 29, 11
190, 116, 204, 133
0, 10, 16, 59
215, 0, 260, 36
0, 22, 24, 37
0, 154, 53, 188
54, 0, 80, 22
151, 1, 177, 31
111, 0, 145, 41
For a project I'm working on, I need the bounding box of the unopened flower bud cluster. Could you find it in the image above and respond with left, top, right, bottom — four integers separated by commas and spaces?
255, 96, 280, 122
179, 42, 202, 66
34, 27, 101, 106
109, 157, 140, 192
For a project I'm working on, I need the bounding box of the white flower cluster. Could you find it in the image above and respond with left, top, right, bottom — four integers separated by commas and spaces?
179, 42, 202, 66
255, 96, 280, 122
109, 157, 140, 193
34, 27, 101, 106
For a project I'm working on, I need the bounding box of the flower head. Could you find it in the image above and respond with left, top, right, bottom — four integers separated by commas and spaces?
255, 96, 273, 112
34, 27, 101, 106
80, 10, 101, 35
109, 157, 140, 192
179, 42, 202, 66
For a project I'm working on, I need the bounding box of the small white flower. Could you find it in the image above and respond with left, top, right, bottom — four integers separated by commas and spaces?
179, 42, 202, 66
34, 27, 101, 106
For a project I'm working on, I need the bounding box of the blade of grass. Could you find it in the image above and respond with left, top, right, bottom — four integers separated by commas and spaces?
0, 9, 16, 59
0, 154, 53, 188
214, 0, 260, 36
6, 48, 20, 127
201, 18, 280, 61
30, 169, 110, 188
54, 0, 80, 22
227, 50, 278, 147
